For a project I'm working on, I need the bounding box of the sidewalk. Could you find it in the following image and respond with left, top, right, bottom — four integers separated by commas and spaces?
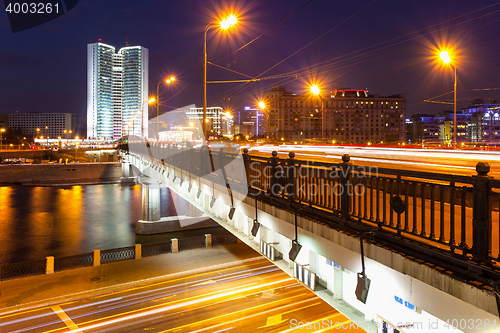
0, 243, 259, 314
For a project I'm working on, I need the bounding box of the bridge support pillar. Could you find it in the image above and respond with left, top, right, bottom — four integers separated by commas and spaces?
141, 179, 161, 222
121, 161, 136, 183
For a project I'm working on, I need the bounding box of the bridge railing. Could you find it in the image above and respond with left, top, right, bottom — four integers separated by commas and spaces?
124, 143, 500, 281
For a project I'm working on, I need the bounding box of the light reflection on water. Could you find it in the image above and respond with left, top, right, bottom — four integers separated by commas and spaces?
0, 184, 227, 264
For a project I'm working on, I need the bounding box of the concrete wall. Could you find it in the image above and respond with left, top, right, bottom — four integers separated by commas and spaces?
0, 163, 122, 184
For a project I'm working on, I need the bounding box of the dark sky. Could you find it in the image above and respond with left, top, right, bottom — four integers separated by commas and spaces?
1, 0, 500, 128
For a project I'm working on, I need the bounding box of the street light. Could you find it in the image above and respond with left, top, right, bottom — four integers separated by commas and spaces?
204, 14, 238, 141
439, 50, 457, 146
153, 76, 176, 140
309, 84, 324, 142
0, 129, 4, 151
258, 100, 271, 140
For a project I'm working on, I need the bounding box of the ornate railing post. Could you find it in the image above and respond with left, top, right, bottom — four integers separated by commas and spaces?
286, 151, 296, 201
472, 162, 492, 261
268, 151, 278, 195
340, 154, 351, 219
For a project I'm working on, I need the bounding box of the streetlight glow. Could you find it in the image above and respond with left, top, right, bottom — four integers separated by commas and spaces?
148, 97, 155, 104
440, 50, 451, 64
438, 48, 457, 146
310, 84, 320, 95
258, 101, 266, 110
220, 14, 237, 30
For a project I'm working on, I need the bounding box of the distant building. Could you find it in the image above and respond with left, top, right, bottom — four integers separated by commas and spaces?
187, 107, 233, 137
263, 86, 406, 143
236, 106, 264, 137
87, 42, 149, 140
408, 99, 500, 145
0, 114, 8, 129
463, 99, 500, 143
8, 112, 75, 138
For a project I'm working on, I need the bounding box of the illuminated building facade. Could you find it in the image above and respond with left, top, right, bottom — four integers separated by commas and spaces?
264, 86, 406, 144
187, 107, 233, 137
9, 112, 75, 138
87, 42, 149, 140
236, 106, 264, 137
408, 99, 500, 145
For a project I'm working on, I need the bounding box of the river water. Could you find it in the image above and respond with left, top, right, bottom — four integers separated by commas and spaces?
0, 184, 227, 264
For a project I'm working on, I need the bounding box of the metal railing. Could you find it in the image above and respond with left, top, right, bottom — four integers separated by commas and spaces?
55, 252, 93, 272
178, 236, 206, 251
124, 143, 500, 284
142, 240, 172, 257
213, 233, 238, 245
101, 246, 136, 264
1, 259, 46, 281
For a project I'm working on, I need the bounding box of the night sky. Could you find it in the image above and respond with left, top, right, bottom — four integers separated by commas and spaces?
1, 0, 500, 134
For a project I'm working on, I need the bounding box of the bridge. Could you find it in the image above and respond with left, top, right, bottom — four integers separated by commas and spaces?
122, 141, 500, 333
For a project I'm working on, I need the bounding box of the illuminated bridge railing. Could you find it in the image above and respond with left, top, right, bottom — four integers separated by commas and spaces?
124, 142, 500, 284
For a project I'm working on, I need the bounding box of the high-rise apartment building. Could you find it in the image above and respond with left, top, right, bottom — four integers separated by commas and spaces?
264, 86, 406, 144
87, 42, 149, 140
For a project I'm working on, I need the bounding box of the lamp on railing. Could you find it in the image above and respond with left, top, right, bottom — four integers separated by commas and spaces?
289, 210, 302, 261
251, 196, 260, 237
228, 206, 236, 220
355, 233, 371, 304
210, 196, 216, 208
197, 188, 202, 199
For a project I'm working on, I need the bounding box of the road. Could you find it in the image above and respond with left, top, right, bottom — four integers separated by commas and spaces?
247, 145, 500, 177
0, 257, 366, 333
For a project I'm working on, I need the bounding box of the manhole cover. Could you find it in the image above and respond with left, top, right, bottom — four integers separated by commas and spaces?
90, 277, 101, 281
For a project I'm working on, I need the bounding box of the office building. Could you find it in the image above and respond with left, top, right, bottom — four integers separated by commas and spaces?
263, 86, 406, 144
408, 99, 500, 145
87, 42, 149, 140
236, 106, 264, 138
187, 107, 233, 138
9, 112, 75, 139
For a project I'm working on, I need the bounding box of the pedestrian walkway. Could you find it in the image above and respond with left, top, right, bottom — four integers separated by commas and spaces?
0, 243, 258, 314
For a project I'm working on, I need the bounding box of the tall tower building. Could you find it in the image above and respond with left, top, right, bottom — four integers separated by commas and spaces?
87, 42, 149, 140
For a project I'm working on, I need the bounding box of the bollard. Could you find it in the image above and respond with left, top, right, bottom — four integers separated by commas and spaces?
46, 256, 54, 274
135, 244, 142, 259
205, 234, 212, 248
472, 162, 492, 261
172, 238, 179, 253
93, 249, 101, 266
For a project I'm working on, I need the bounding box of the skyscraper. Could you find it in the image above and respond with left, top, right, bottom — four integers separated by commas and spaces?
87, 42, 149, 140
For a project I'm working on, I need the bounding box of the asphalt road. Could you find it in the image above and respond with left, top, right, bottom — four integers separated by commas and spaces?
0, 257, 366, 333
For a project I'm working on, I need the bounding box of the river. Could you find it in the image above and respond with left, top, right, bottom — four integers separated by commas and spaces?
0, 183, 227, 264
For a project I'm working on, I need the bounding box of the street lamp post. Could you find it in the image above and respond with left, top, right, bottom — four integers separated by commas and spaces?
258, 101, 270, 140
310, 85, 324, 141
203, 14, 237, 141
154, 76, 176, 141
0, 129, 4, 151
439, 50, 457, 146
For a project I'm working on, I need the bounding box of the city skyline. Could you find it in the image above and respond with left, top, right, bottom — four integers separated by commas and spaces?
1, 0, 500, 126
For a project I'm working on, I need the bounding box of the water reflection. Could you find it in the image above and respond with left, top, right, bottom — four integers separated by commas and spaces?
0, 184, 227, 264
